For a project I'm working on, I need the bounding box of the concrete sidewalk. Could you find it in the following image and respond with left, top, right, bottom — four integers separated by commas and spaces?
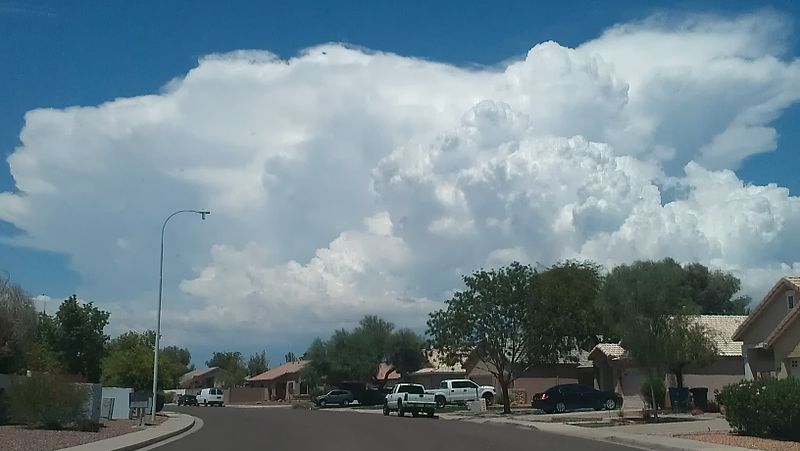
59, 413, 196, 451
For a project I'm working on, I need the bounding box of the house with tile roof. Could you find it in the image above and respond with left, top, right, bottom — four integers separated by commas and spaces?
588, 315, 747, 407
732, 276, 800, 380
179, 366, 229, 389
245, 360, 309, 400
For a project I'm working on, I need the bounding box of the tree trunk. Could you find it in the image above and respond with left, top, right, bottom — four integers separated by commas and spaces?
500, 375, 512, 414
675, 369, 684, 389
649, 383, 659, 421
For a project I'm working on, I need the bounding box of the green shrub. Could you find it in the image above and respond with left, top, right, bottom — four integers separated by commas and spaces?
156, 391, 165, 413
163, 391, 176, 404
75, 416, 101, 432
10, 373, 87, 429
717, 378, 800, 439
640, 378, 666, 410
0, 389, 9, 425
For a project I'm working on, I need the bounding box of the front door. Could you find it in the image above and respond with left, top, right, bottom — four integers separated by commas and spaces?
789, 359, 799, 378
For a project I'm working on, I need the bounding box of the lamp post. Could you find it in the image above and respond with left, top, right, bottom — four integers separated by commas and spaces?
151, 209, 209, 422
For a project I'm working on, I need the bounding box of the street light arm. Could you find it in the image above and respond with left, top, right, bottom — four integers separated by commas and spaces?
152, 208, 210, 423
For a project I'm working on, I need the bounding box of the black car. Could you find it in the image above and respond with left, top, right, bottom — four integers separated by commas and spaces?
177, 394, 199, 406
532, 384, 622, 414
314, 389, 354, 407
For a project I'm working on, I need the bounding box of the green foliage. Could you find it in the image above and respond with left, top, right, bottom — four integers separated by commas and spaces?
75, 416, 101, 432
600, 259, 718, 389
304, 316, 398, 386
206, 351, 247, 387
717, 378, 800, 439
0, 275, 38, 373
0, 389, 9, 425
156, 391, 165, 413
49, 295, 110, 382
683, 263, 750, 315
284, 352, 297, 363
386, 329, 426, 380
101, 330, 188, 390
161, 346, 192, 369
640, 378, 666, 410
428, 262, 596, 413
10, 373, 87, 429
25, 340, 62, 373
248, 350, 269, 377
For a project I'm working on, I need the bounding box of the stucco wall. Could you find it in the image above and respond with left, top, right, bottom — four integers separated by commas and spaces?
224, 387, 267, 404
741, 284, 794, 345
772, 318, 800, 377
102, 387, 132, 420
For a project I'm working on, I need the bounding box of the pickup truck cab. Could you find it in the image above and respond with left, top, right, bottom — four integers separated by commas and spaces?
426, 379, 496, 408
383, 383, 436, 418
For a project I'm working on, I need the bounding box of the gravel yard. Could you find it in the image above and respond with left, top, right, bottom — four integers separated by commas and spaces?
683, 432, 800, 451
0, 416, 167, 451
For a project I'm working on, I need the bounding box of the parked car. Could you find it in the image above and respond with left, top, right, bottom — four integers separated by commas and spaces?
176, 394, 198, 406
532, 384, 622, 414
314, 389, 354, 407
384, 383, 436, 418
426, 379, 496, 408
197, 388, 224, 407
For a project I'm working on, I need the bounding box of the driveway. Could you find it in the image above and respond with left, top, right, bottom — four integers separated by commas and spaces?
162, 406, 636, 450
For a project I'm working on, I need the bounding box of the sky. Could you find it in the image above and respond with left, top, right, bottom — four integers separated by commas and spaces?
1, 0, 800, 367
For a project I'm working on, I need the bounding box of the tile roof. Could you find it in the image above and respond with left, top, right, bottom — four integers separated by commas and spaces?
410, 350, 466, 375
589, 315, 747, 360
692, 315, 747, 357
179, 367, 221, 385
377, 363, 401, 380
247, 360, 308, 382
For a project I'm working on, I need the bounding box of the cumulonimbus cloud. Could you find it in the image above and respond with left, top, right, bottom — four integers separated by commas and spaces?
1, 11, 799, 351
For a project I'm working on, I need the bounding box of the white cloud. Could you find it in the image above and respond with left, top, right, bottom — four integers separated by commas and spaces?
1, 12, 800, 353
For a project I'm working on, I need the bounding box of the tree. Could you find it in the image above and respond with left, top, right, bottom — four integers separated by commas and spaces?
161, 346, 192, 370
663, 316, 719, 388
284, 352, 297, 363
429, 262, 591, 414
683, 263, 750, 314
206, 351, 247, 387
248, 350, 269, 376
0, 275, 37, 373
101, 330, 188, 390
385, 329, 426, 381
303, 315, 402, 388
51, 295, 110, 382
600, 259, 716, 417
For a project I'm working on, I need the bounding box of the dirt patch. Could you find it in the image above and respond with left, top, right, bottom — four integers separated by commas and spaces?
0, 415, 167, 451
574, 417, 697, 428
683, 432, 800, 451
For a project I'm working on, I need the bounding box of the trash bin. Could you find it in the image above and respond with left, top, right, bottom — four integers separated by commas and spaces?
667, 387, 690, 412
689, 387, 709, 410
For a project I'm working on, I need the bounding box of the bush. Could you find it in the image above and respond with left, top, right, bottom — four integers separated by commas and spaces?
640, 378, 666, 410
156, 392, 165, 413
0, 389, 9, 425
10, 373, 87, 429
75, 416, 101, 432
717, 378, 800, 439
163, 391, 176, 404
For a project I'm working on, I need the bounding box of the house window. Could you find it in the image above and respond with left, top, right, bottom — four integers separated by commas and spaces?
787, 290, 795, 309
792, 360, 798, 369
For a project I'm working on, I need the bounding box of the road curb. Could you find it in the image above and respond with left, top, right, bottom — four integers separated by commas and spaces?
59, 413, 197, 451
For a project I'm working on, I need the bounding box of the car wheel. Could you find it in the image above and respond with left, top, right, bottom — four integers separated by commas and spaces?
435, 396, 446, 409
319, 400, 326, 408
426, 409, 435, 418
555, 402, 566, 414
204, 401, 208, 407
397, 401, 405, 417
383, 403, 390, 416
482, 393, 494, 406
411, 410, 419, 418
605, 398, 617, 410
340, 400, 348, 407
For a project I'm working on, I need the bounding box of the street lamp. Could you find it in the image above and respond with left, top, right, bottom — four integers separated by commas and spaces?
151, 209, 210, 422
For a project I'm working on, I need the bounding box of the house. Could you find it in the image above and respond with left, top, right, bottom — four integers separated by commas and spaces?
376, 363, 401, 387
733, 277, 800, 379
246, 360, 309, 400
180, 367, 228, 389
589, 315, 747, 407
464, 350, 595, 405
407, 350, 466, 388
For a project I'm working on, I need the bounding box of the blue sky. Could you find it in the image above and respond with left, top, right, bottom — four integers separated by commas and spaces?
2, 0, 800, 365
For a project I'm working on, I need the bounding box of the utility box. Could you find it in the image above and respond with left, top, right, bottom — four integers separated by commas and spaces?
468, 398, 487, 414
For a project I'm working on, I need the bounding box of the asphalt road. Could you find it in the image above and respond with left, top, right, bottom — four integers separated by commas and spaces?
162, 405, 636, 450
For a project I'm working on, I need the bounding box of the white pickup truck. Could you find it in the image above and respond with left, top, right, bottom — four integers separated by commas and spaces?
426, 379, 496, 408
383, 383, 437, 418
